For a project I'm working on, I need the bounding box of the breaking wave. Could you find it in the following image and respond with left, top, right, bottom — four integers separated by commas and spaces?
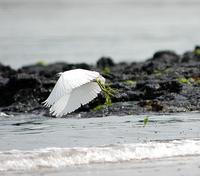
0, 139, 200, 172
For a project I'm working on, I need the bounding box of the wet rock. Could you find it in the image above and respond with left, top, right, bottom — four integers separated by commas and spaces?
181, 52, 195, 63
151, 50, 180, 64
126, 90, 143, 101
138, 100, 164, 112
159, 79, 182, 93
112, 92, 129, 102
19, 62, 91, 77
96, 57, 115, 68
181, 46, 200, 63
0, 63, 16, 77
0, 73, 41, 107
0, 46, 200, 117
141, 50, 180, 74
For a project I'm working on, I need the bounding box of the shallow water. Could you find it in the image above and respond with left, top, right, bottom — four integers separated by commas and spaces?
0, 0, 200, 68
0, 112, 200, 175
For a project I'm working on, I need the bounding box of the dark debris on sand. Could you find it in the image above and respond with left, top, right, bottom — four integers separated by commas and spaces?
0, 46, 200, 118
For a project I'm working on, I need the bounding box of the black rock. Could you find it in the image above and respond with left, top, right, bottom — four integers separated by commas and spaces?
0, 63, 16, 77
151, 50, 180, 64
1, 46, 200, 117
96, 57, 115, 68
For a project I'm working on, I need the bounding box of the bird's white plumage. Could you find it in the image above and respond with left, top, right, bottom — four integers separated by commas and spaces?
43, 69, 105, 117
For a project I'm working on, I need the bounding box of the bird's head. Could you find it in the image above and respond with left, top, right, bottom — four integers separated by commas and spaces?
97, 75, 106, 84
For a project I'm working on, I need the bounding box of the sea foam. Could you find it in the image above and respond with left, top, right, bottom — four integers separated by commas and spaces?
0, 139, 200, 171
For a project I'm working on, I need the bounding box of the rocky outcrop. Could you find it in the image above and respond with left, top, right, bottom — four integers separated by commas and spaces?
0, 46, 200, 117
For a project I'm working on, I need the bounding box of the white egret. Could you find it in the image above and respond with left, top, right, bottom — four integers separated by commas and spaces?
43, 69, 106, 117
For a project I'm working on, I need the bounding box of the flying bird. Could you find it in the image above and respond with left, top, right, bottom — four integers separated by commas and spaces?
43, 69, 105, 117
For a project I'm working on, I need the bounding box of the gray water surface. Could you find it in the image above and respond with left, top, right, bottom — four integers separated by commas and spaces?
0, 112, 200, 150
0, 0, 200, 68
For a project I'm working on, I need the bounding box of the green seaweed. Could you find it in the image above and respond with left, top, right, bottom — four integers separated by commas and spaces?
93, 104, 106, 111
143, 116, 149, 126
96, 79, 115, 97
194, 48, 200, 55
36, 60, 48, 66
153, 68, 168, 76
102, 67, 111, 74
177, 77, 192, 85
177, 77, 198, 85
124, 80, 137, 87
93, 79, 116, 110
177, 77, 200, 86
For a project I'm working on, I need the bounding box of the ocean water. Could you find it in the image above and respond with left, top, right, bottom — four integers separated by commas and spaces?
0, 112, 200, 175
0, 0, 200, 68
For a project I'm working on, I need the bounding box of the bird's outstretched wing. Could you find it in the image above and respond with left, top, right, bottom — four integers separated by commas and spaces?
50, 82, 101, 117
43, 69, 101, 115
62, 69, 100, 90
43, 73, 66, 107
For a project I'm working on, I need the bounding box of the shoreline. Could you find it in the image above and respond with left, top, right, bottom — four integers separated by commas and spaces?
0, 46, 200, 118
